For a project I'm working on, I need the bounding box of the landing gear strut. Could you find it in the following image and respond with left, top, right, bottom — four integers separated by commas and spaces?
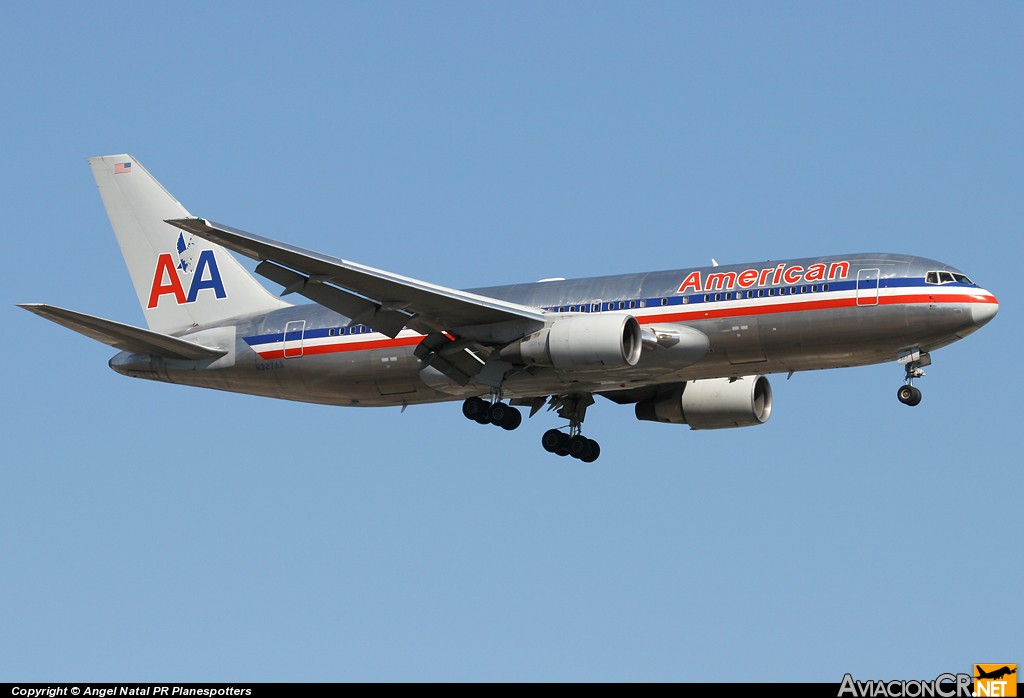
896, 350, 929, 407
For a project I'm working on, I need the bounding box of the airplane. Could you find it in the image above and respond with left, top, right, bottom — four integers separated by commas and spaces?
976, 666, 1017, 681
20, 154, 999, 462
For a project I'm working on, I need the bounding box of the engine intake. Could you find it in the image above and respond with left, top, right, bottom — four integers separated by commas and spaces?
635, 375, 773, 429
501, 314, 643, 370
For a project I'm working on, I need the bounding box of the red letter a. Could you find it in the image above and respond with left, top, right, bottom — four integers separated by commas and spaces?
147, 254, 187, 308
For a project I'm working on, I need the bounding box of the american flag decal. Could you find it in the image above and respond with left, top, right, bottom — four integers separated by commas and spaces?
114, 162, 132, 174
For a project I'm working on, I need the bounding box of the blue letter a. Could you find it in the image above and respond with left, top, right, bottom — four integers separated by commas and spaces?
186, 249, 228, 303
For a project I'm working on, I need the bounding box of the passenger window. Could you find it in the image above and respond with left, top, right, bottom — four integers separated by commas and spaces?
639, 300, 646, 308
661, 298, 668, 306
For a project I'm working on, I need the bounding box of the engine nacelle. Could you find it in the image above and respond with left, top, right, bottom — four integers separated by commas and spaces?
501, 314, 643, 370
635, 375, 773, 430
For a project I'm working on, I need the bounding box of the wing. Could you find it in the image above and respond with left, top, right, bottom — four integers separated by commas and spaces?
165, 218, 547, 384
19, 304, 227, 360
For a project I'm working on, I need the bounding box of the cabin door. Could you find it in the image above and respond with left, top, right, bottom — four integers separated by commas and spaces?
857, 268, 880, 306
283, 320, 305, 358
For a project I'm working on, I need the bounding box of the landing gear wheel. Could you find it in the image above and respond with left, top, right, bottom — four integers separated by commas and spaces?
462, 396, 489, 421
503, 407, 523, 431
542, 430, 571, 456
897, 385, 922, 407
580, 440, 600, 463
489, 403, 522, 430
541, 429, 564, 453
554, 434, 571, 457
568, 436, 601, 462
568, 435, 591, 459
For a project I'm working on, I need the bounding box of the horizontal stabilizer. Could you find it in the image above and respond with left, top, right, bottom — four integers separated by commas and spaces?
18, 304, 227, 360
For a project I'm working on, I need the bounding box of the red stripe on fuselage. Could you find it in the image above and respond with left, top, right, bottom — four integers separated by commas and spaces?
255, 335, 422, 360
249, 292, 995, 360
633, 292, 994, 325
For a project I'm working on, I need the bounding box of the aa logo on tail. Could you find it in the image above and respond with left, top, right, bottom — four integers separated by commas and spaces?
147, 232, 227, 308
975, 664, 1017, 697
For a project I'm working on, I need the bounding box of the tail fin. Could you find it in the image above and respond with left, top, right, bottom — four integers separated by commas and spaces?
89, 154, 289, 334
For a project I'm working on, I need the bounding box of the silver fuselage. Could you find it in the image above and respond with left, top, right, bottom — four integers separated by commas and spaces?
109, 252, 998, 407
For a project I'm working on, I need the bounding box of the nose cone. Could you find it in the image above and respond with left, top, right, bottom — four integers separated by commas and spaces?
972, 294, 999, 328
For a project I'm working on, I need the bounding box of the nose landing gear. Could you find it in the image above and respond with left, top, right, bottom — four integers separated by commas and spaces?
896, 349, 930, 407
897, 384, 922, 407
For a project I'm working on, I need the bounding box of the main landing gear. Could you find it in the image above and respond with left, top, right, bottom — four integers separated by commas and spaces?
460, 392, 603, 462
462, 395, 522, 430
541, 429, 601, 463
540, 394, 601, 462
896, 350, 930, 407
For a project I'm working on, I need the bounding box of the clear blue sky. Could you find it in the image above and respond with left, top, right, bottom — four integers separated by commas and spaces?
2, 1, 1020, 681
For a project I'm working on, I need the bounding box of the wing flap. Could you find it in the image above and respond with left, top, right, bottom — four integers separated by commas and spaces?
19, 304, 227, 360
255, 260, 412, 338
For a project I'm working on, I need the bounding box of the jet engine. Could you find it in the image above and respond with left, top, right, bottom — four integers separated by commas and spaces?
635, 375, 773, 429
501, 315, 643, 370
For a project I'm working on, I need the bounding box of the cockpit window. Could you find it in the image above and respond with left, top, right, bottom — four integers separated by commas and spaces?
925, 270, 974, 285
